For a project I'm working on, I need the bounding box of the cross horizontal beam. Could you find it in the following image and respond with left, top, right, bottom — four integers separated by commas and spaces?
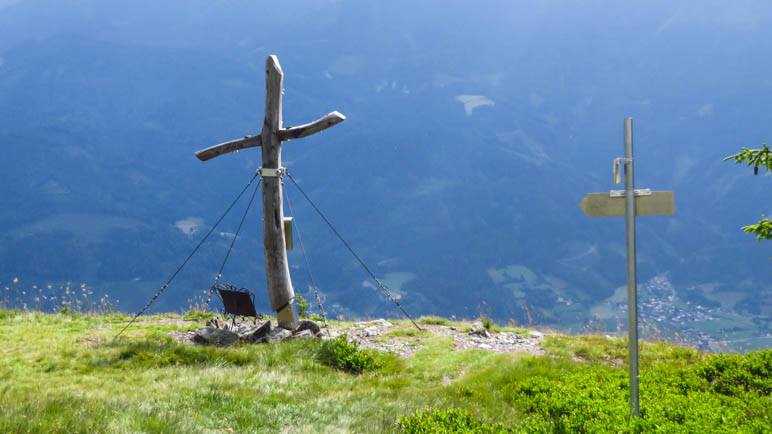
279, 111, 346, 141
195, 112, 346, 162
195, 135, 262, 161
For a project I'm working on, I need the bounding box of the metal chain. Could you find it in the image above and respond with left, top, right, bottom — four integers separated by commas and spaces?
204, 178, 262, 309
284, 184, 329, 332
286, 173, 422, 330
114, 172, 260, 340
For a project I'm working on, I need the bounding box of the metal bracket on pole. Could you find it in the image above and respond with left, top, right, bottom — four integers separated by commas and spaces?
258, 167, 287, 178
613, 157, 632, 184
609, 188, 651, 198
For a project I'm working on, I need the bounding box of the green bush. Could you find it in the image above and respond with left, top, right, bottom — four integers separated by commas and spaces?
316, 335, 383, 374
696, 350, 771, 396
397, 408, 509, 433
0, 309, 19, 320
480, 316, 495, 331
295, 294, 309, 318
500, 351, 772, 432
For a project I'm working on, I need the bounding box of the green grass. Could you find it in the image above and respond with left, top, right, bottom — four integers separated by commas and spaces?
0, 310, 769, 433
417, 316, 450, 325
181, 309, 217, 322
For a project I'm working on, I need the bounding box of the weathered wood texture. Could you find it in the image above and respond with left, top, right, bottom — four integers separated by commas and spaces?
195, 135, 262, 161
261, 55, 295, 314
196, 54, 345, 329
279, 111, 346, 141
580, 191, 675, 217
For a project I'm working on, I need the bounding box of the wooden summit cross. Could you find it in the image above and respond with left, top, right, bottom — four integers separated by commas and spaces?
195, 55, 345, 330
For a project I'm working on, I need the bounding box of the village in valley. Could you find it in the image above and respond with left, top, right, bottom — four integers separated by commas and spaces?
0, 1, 769, 432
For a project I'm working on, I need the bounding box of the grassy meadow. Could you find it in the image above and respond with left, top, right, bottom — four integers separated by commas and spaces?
0, 310, 769, 433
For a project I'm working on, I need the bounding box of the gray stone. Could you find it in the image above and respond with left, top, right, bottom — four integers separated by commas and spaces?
321, 330, 341, 340
289, 329, 317, 340
295, 320, 321, 336
224, 322, 251, 334
528, 330, 544, 339
206, 317, 223, 329
243, 320, 272, 343
266, 327, 292, 342
468, 321, 493, 337
363, 326, 380, 337
370, 319, 393, 328
193, 326, 239, 346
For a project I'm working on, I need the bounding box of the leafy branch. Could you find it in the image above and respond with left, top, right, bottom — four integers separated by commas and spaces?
724, 144, 770, 242
724, 144, 771, 175
742, 217, 772, 241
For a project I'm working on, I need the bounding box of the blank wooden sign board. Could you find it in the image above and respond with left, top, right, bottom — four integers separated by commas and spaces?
579, 191, 675, 217
579, 118, 675, 417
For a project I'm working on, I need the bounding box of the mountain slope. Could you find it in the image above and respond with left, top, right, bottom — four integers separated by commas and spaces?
0, 1, 769, 348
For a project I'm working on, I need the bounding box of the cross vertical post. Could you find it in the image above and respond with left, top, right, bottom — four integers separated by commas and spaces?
261, 56, 295, 329
195, 55, 345, 330
623, 117, 640, 417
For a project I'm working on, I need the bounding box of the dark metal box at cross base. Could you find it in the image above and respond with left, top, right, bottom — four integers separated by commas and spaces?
215, 284, 258, 317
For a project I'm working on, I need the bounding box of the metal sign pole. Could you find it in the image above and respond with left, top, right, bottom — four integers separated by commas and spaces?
623, 117, 640, 417
580, 117, 676, 417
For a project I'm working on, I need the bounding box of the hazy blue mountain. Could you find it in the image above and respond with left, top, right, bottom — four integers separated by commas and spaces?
1, 0, 770, 349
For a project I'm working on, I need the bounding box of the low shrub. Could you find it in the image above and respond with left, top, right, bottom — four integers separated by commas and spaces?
295, 294, 309, 318
397, 408, 509, 433
0, 309, 19, 320
480, 316, 495, 331
696, 350, 771, 396
316, 335, 385, 374
502, 350, 772, 432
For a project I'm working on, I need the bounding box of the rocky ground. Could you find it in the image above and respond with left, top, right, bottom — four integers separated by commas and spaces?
171, 317, 545, 357
335, 319, 545, 357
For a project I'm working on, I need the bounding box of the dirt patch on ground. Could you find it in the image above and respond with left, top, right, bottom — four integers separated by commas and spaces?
169, 329, 197, 344
80, 336, 107, 347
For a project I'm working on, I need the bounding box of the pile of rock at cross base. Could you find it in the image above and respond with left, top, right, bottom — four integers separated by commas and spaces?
193, 317, 322, 346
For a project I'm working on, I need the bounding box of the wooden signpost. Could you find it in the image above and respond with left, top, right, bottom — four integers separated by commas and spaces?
579, 190, 674, 217
195, 55, 345, 330
579, 117, 675, 416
